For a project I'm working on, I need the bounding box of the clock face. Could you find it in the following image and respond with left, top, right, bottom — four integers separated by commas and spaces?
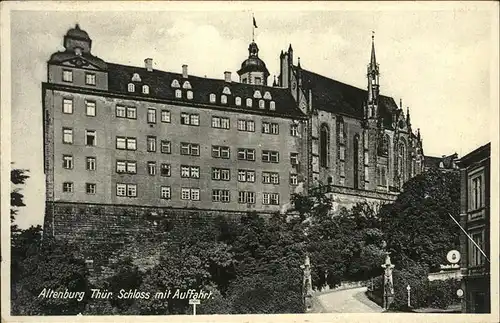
292, 82, 296, 90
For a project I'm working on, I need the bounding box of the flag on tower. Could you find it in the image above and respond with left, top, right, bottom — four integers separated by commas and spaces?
253, 17, 258, 28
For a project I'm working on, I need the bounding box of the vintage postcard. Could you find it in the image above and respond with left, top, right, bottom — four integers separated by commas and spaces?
1, 1, 499, 323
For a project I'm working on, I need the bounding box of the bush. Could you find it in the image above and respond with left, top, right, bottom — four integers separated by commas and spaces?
426, 279, 461, 309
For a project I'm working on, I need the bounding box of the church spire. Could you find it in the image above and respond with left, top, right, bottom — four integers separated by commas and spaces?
370, 31, 377, 69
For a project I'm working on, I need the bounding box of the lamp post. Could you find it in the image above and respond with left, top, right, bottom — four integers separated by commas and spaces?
406, 285, 411, 308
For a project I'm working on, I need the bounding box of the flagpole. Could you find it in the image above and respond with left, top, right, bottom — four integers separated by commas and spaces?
252, 13, 255, 42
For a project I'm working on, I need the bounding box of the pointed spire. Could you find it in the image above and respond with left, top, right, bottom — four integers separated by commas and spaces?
288, 44, 293, 51
297, 57, 301, 68
400, 98, 402, 108
370, 31, 377, 67
273, 75, 278, 87
75, 23, 81, 30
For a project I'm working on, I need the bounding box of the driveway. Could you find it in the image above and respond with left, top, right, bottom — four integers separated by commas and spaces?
316, 286, 383, 313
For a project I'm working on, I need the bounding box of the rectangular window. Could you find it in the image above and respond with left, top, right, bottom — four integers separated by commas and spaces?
116, 105, 126, 118
263, 193, 279, 205
290, 174, 298, 185
212, 190, 230, 203
238, 148, 255, 161
62, 155, 73, 169
212, 116, 230, 129
63, 128, 73, 144
237, 119, 255, 132
161, 140, 171, 154
85, 73, 96, 85
181, 113, 200, 126
85, 130, 96, 146
212, 145, 230, 159
127, 161, 137, 174
85, 101, 96, 116
377, 166, 387, 186
161, 186, 171, 199
290, 152, 299, 165
364, 151, 369, 165
262, 150, 279, 163
161, 163, 171, 177
181, 188, 191, 200
148, 162, 156, 176
126, 138, 136, 150
290, 124, 299, 137
63, 98, 73, 114
339, 146, 345, 161
147, 108, 157, 123
180, 143, 200, 156
161, 110, 171, 123
364, 166, 369, 182
116, 161, 126, 173
212, 168, 230, 181
126, 107, 137, 119
471, 176, 483, 210
116, 183, 127, 196
262, 122, 271, 134
271, 123, 279, 134
181, 165, 200, 178
86, 183, 96, 194
86, 157, 96, 171
127, 184, 137, 197
147, 136, 156, 152
182, 188, 200, 201
238, 191, 256, 204
62, 182, 73, 193
116, 137, 126, 149
238, 170, 255, 182
262, 172, 280, 184
63, 70, 73, 82
470, 231, 485, 266
340, 162, 346, 177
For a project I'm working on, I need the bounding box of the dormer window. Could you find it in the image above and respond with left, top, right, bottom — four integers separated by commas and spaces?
142, 85, 149, 94
175, 89, 182, 98
187, 90, 193, 100
253, 90, 262, 99
85, 73, 96, 86
127, 83, 135, 92
210, 94, 216, 103
270, 101, 276, 110
131, 73, 141, 82
246, 98, 252, 107
264, 91, 272, 100
62, 70, 73, 83
171, 79, 180, 88
235, 97, 242, 106
223, 86, 231, 95
74, 47, 82, 56
221, 95, 227, 104
182, 81, 192, 89
259, 100, 265, 109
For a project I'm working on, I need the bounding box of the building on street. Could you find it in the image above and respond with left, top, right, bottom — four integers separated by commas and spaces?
457, 142, 490, 313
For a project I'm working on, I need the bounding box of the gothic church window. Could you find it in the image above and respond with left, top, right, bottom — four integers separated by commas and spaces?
378, 134, 389, 156
398, 141, 407, 185
319, 124, 330, 168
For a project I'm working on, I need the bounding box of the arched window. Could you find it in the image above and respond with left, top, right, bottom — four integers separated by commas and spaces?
378, 134, 389, 156
235, 97, 242, 106
127, 83, 135, 92
353, 134, 360, 189
269, 101, 276, 111
337, 117, 345, 145
187, 90, 193, 100
319, 124, 330, 168
209, 93, 216, 103
221, 95, 227, 104
259, 99, 265, 109
175, 89, 182, 98
246, 98, 252, 107
398, 141, 407, 186
142, 85, 149, 94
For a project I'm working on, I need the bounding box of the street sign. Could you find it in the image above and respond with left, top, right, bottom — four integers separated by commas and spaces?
456, 289, 464, 298
447, 250, 461, 264
189, 299, 200, 305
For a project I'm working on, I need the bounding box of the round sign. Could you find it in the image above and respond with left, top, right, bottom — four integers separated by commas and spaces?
447, 250, 461, 264
456, 289, 464, 298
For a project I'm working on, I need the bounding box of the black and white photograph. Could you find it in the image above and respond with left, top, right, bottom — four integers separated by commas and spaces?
1, 1, 498, 322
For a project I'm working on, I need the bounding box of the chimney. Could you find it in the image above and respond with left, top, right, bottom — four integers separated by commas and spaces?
182, 64, 188, 78
144, 58, 153, 72
224, 71, 231, 83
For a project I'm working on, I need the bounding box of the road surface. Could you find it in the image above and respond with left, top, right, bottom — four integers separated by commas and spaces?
317, 287, 383, 313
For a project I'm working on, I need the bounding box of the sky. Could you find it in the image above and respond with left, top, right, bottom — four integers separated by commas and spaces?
5, 2, 498, 229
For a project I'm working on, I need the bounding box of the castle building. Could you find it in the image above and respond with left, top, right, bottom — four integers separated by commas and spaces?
457, 143, 491, 313
43, 25, 423, 238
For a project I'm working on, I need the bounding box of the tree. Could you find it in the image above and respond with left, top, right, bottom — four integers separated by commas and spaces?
11, 168, 29, 225
379, 169, 461, 271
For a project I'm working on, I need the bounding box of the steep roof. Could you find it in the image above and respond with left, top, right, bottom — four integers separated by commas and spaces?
297, 68, 399, 128
424, 153, 459, 169
457, 143, 491, 168
107, 63, 304, 119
